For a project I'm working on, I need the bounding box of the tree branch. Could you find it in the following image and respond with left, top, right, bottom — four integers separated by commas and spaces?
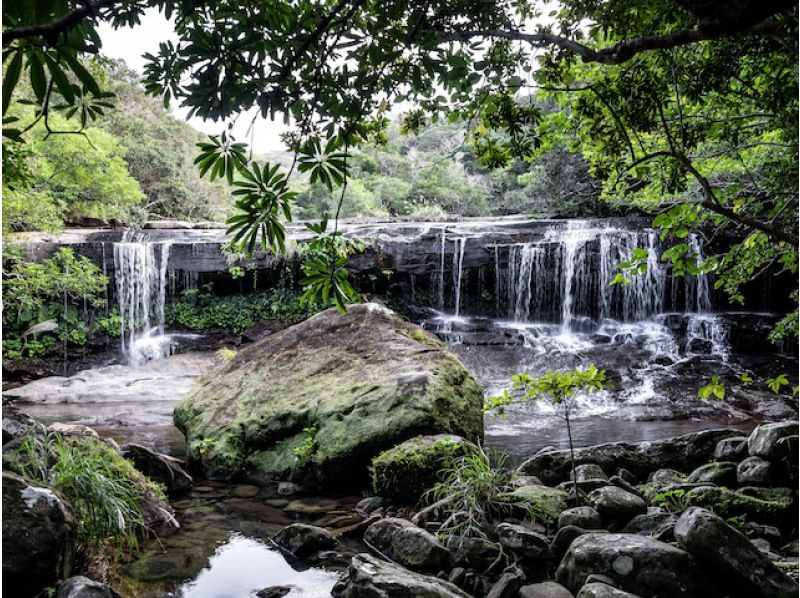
428, 18, 785, 65
3, 0, 126, 46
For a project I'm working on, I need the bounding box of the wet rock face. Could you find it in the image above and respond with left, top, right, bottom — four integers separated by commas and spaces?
332, 553, 471, 598
521, 429, 743, 484
586, 486, 647, 525
272, 523, 337, 558
174, 304, 484, 487
713, 436, 749, 461
748, 422, 799, 461
2, 473, 77, 598
1, 404, 38, 446
555, 533, 712, 598
57, 576, 121, 598
558, 506, 602, 530
674, 507, 798, 598
363, 518, 450, 572
736, 456, 775, 485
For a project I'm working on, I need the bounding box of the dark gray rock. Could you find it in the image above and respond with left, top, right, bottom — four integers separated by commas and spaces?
622, 512, 677, 539
686, 461, 738, 486
551, 526, 603, 560
555, 533, 712, 597
519, 581, 574, 598
2, 473, 77, 598
2, 404, 39, 446
447, 536, 502, 570
331, 553, 471, 597
522, 429, 743, 484
57, 576, 120, 598
356, 496, 384, 516
648, 469, 686, 486
713, 436, 748, 461
486, 570, 526, 598
573, 464, 608, 483
587, 486, 646, 524
615, 468, 638, 485
558, 507, 602, 530
737, 456, 775, 486
363, 518, 449, 572
273, 523, 337, 557
745, 522, 782, 544
496, 523, 550, 559
674, 506, 797, 598
748, 422, 798, 460
577, 583, 641, 598
256, 587, 293, 598
121, 443, 192, 495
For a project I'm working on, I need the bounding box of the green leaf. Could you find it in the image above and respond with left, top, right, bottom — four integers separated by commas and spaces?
3, 51, 24, 115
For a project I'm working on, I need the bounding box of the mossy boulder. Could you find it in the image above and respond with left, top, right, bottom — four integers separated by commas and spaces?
685, 486, 795, 526
174, 304, 484, 487
370, 434, 475, 502
502, 484, 567, 525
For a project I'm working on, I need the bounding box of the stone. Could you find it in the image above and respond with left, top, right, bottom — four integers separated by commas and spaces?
622, 512, 677, 541
674, 507, 797, 598
748, 422, 799, 460
577, 583, 641, 598
684, 486, 794, 525
737, 456, 775, 485
356, 496, 384, 516
277, 482, 302, 496
284, 498, 339, 515
370, 434, 474, 502
2, 404, 39, 445
331, 553, 471, 597
648, 469, 685, 486
2, 473, 77, 597
363, 518, 450, 572
486, 570, 526, 598
519, 581, 574, 598
496, 523, 550, 559
256, 586, 293, 598
447, 536, 502, 570
615, 468, 638, 485
587, 486, 646, 524
447, 567, 466, 587
272, 523, 337, 557
121, 443, 193, 496
174, 304, 484, 486
231, 484, 260, 498
48, 422, 99, 438
501, 484, 567, 525
555, 533, 711, 597
558, 506, 603, 530
551, 526, 606, 560
57, 576, 120, 598
572, 463, 608, 482
713, 436, 749, 461
521, 429, 743, 485
745, 522, 783, 544
686, 461, 738, 486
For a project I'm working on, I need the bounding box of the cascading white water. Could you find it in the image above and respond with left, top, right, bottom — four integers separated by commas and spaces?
437, 230, 446, 310
452, 237, 467, 316
113, 233, 173, 365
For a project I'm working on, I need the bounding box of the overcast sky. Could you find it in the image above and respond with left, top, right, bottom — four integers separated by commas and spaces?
97, 8, 290, 153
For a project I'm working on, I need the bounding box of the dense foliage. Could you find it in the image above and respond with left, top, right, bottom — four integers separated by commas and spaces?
2, 245, 116, 358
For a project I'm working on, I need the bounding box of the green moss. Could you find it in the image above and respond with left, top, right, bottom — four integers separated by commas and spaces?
397, 326, 443, 348
501, 485, 567, 524
685, 486, 795, 523
370, 434, 473, 502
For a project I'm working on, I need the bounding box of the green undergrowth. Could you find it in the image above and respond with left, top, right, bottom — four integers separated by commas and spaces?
7, 432, 166, 556
165, 286, 329, 333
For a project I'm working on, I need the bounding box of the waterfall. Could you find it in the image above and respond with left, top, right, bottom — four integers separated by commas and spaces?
452, 237, 466, 316
113, 233, 173, 365
437, 230, 446, 310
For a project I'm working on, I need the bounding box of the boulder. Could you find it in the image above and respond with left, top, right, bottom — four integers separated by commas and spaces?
586, 487, 646, 524
555, 533, 711, 597
447, 536, 502, 569
684, 486, 794, 525
577, 583, 641, 598
502, 484, 567, 525
272, 523, 337, 557
487, 570, 526, 598
519, 581, 574, 598
370, 434, 474, 502
522, 429, 741, 484
363, 518, 449, 572
256, 587, 293, 598
674, 507, 797, 598
2, 404, 39, 445
573, 464, 608, 483
551, 526, 607, 560
2, 473, 77, 597
558, 507, 602, 530
713, 436, 748, 461
622, 512, 677, 541
356, 496, 384, 516
57, 576, 120, 598
331, 553, 471, 597
648, 469, 686, 485
748, 422, 798, 460
174, 304, 484, 486
121, 443, 192, 496
737, 456, 775, 486
496, 523, 550, 559
48, 422, 99, 439
686, 461, 738, 486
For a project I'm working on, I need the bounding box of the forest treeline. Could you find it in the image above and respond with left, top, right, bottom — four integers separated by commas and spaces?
2, 58, 614, 233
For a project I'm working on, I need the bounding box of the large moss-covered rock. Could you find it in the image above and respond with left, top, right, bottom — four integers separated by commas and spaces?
174, 304, 484, 487
370, 434, 474, 502
2, 473, 77, 598
502, 484, 568, 525
684, 486, 795, 525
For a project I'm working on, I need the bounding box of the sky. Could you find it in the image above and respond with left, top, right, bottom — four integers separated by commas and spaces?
97, 9, 290, 153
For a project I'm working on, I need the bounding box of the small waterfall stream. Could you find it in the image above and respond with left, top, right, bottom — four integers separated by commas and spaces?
113, 232, 175, 365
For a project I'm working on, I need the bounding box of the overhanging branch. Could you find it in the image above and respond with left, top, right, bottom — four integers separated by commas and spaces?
3, 0, 126, 46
